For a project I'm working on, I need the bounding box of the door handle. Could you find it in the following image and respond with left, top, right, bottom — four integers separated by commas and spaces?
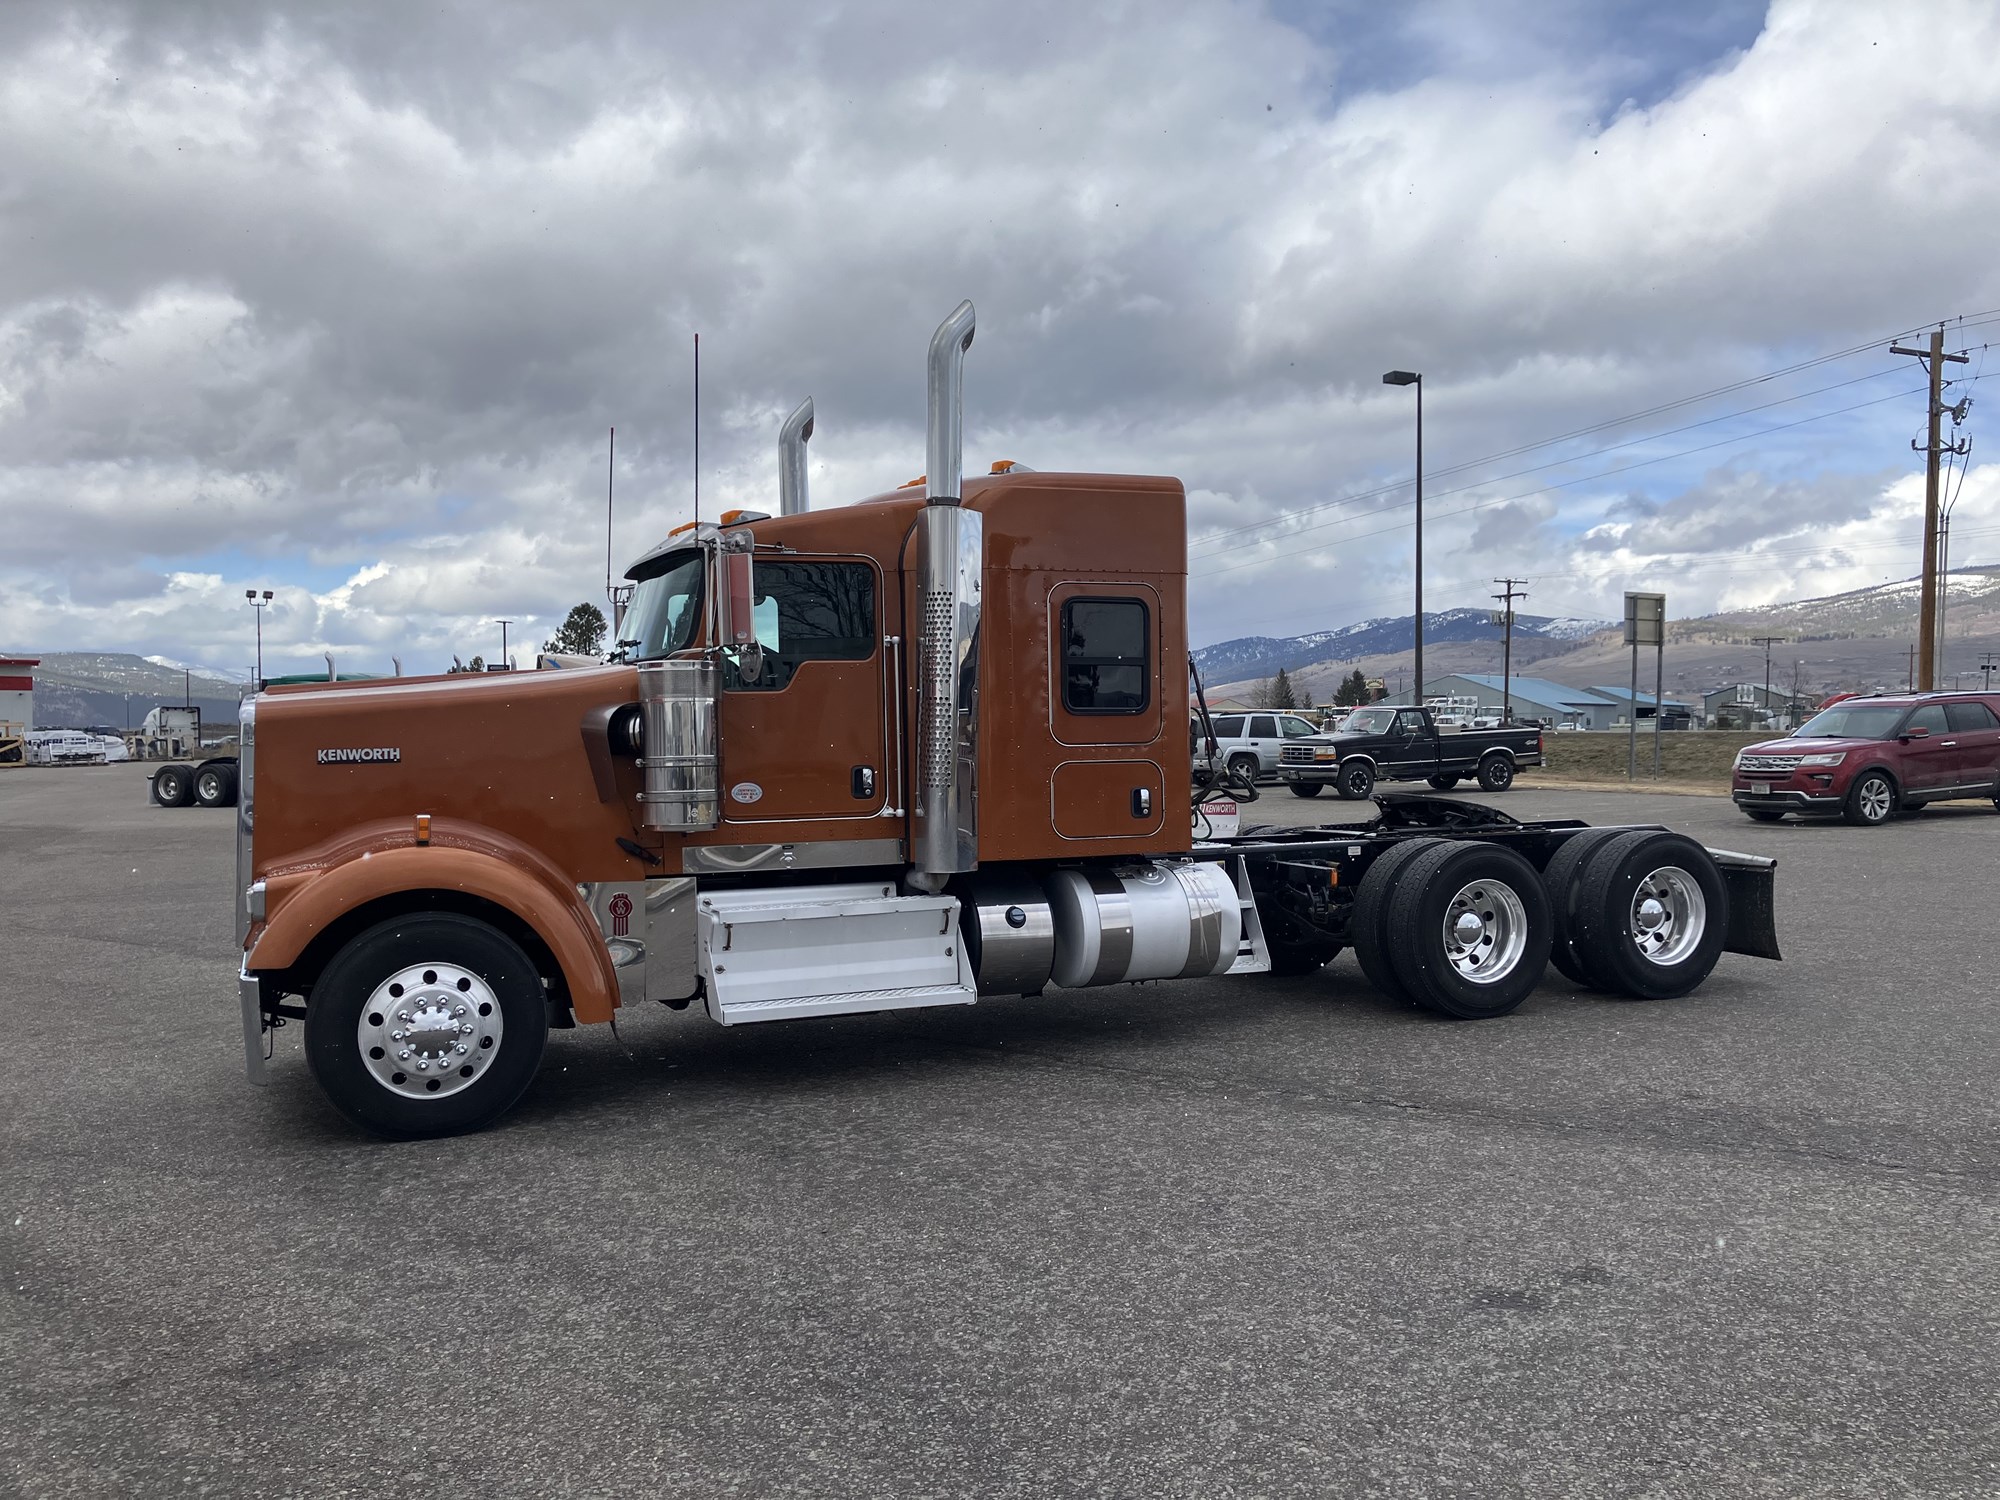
852, 765, 876, 799
1940, 741, 1957, 748
1132, 787, 1153, 819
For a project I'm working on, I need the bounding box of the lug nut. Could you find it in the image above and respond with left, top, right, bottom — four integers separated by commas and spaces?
397, 1049, 411, 1060
456, 1044, 468, 1056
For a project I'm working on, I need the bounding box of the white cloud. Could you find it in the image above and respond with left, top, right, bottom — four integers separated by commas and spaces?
2, 0, 1998, 673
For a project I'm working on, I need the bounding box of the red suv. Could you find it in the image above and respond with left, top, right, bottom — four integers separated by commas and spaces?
1733, 692, 2000, 825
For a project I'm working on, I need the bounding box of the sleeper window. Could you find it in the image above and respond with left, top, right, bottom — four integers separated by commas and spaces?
1061, 598, 1150, 714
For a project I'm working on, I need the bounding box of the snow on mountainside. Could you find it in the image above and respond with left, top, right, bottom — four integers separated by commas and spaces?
1194, 609, 1616, 683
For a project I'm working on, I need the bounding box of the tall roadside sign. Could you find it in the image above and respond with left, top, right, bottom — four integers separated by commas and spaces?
1625, 592, 1666, 780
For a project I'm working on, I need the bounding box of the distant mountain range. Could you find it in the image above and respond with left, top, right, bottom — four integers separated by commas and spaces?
3, 652, 247, 732
1194, 608, 1612, 684
1197, 566, 2000, 705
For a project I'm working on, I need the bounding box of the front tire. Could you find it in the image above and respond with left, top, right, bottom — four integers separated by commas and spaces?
1227, 753, 1260, 787
1842, 771, 1896, 826
1739, 807, 1784, 823
1334, 761, 1376, 800
304, 913, 549, 1138
1476, 755, 1515, 793
1289, 782, 1323, 798
1386, 842, 1551, 1018
1426, 775, 1460, 791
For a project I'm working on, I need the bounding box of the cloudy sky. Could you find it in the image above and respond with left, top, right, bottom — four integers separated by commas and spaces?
3, 0, 1999, 680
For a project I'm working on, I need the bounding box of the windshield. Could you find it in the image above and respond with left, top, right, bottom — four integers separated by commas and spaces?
618, 550, 705, 660
1792, 704, 1903, 740
1338, 708, 1398, 734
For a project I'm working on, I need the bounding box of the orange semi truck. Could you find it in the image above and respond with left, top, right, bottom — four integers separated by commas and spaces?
236, 303, 1782, 1136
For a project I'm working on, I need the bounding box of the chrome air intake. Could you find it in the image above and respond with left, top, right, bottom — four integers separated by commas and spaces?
913, 301, 981, 883
778, 397, 814, 516
636, 659, 719, 830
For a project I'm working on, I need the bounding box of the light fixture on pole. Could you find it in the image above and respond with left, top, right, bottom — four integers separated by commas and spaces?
496, 619, 514, 671
245, 589, 274, 686
1382, 370, 1423, 702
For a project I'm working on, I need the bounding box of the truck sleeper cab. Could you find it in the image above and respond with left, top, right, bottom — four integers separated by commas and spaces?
236, 303, 1780, 1138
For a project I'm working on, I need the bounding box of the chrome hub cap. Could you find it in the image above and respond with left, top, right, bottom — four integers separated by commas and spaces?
1628, 867, 1706, 966
357, 962, 503, 1100
1440, 880, 1528, 985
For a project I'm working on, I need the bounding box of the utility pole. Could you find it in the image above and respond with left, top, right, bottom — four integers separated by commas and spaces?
1491, 578, 1528, 724
1891, 330, 1970, 691
1908, 644, 1916, 692
496, 619, 514, 671
1981, 652, 1998, 692
1752, 636, 1786, 729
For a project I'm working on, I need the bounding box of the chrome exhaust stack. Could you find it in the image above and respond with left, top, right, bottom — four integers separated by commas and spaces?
912, 301, 981, 887
778, 397, 814, 516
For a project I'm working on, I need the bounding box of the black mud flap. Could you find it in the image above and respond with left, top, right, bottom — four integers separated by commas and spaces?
1706, 847, 1782, 961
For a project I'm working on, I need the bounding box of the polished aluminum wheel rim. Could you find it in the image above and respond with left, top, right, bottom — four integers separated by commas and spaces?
357, 962, 503, 1100
1628, 866, 1706, 967
1857, 777, 1892, 822
1441, 879, 1528, 985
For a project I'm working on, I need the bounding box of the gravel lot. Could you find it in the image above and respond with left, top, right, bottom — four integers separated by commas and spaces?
5, 763, 1998, 1498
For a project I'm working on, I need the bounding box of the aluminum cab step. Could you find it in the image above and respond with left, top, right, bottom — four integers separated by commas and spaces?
697, 881, 977, 1025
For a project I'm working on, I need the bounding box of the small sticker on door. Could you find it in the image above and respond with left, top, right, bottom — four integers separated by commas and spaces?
730, 782, 764, 804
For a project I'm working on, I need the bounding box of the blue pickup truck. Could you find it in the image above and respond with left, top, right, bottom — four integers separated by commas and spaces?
1278, 704, 1545, 799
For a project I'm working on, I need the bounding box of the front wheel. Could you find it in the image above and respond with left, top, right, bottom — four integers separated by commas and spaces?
1842, 771, 1896, 826
1334, 761, 1376, 800
1289, 782, 1323, 798
1476, 755, 1515, 793
1739, 807, 1784, 823
1226, 753, 1260, 787
304, 913, 549, 1138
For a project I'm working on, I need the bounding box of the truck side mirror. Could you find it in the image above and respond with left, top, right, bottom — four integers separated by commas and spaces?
715, 532, 764, 681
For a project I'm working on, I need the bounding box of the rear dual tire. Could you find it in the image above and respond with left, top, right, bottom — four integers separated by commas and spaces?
195, 763, 238, 808
1556, 830, 1728, 1001
1351, 839, 1551, 1019
153, 764, 196, 806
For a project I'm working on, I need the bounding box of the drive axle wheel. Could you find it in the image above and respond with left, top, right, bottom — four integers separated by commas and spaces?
1540, 827, 1630, 987
1350, 837, 1447, 1006
195, 763, 238, 808
1386, 842, 1551, 1018
305, 913, 548, 1138
1569, 830, 1728, 1001
153, 764, 195, 807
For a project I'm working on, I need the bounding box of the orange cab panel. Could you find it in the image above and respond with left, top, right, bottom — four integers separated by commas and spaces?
1051, 759, 1166, 841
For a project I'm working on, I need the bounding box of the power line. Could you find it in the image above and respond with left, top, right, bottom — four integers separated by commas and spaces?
1194, 379, 1983, 580
1189, 307, 2000, 557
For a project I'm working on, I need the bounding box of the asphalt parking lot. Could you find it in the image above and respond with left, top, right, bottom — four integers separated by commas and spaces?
5, 764, 1998, 1498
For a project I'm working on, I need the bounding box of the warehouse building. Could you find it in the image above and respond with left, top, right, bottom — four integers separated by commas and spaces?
1421, 673, 1621, 731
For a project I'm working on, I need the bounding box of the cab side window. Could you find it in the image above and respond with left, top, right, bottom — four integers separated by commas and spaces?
1906, 704, 1950, 734
1249, 715, 1277, 739
1062, 598, 1150, 713
1212, 715, 1245, 738
723, 560, 875, 692
1395, 711, 1425, 734
1280, 716, 1317, 738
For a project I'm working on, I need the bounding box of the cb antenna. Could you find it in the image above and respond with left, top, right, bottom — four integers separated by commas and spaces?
604, 426, 615, 607
693, 332, 701, 528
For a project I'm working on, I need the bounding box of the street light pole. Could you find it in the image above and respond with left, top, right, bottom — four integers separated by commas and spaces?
1383, 370, 1423, 702
497, 619, 514, 671
245, 589, 273, 685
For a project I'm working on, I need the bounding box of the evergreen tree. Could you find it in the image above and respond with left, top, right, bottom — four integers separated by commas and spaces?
544, 602, 608, 657
1333, 668, 1370, 706
1269, 667, 1297, 710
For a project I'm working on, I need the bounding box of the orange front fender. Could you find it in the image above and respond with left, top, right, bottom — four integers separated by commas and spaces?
248, 843, 621, 1024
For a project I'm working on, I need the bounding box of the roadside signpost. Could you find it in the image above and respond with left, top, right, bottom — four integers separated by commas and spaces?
1625, 591, 1666, 780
